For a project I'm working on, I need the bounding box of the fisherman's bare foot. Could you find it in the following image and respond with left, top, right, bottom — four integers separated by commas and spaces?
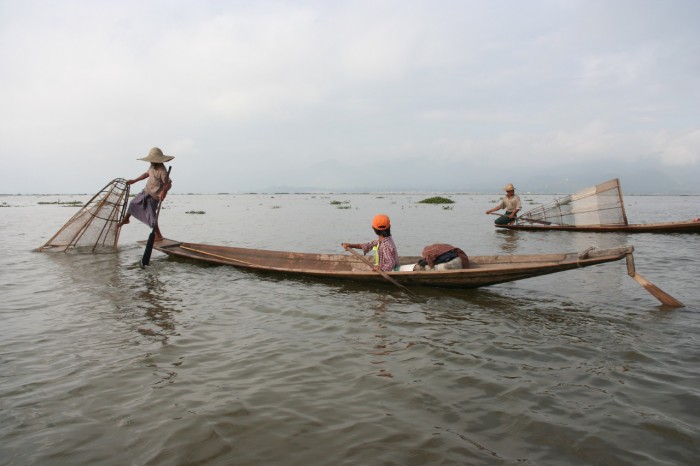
117, 218, 130, 228
154, 235, 164, 242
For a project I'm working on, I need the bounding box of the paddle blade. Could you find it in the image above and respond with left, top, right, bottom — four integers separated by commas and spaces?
632, 273, 684, 308
140, 231, 155, 268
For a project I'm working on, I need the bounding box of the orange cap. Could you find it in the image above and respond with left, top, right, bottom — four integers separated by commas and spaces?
372, 214, 391, 230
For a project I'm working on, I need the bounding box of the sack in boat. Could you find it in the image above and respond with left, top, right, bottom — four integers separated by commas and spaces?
417, 243, 469, 270
418, 250, 458, 267
412, 257, 463, 271
433, 257, 463, 270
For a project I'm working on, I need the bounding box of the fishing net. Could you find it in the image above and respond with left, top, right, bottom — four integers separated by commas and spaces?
518, 178, 628, 226
37, 178, 130, 253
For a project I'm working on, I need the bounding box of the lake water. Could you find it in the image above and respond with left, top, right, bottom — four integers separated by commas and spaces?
1, 192, 699, 465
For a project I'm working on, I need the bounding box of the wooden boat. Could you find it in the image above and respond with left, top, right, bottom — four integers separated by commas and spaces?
495, 178, 700, 233
498, 220, 700, 233
148, 240, 682, 306
152, 239, 628, 287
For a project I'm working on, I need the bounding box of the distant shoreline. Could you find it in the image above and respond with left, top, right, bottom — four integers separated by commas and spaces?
2, 192, 699, 197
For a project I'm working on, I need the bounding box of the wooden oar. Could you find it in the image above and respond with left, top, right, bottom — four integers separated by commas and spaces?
140, 166, 171, 268
488, 212, 552, 225
625, 253, 683, 307
345, 247, 416, 297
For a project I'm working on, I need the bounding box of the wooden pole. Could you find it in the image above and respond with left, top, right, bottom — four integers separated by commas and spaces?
614, 178, 629, 226
488, 212, 551, 225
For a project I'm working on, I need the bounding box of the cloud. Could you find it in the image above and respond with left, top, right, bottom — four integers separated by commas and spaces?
0, 0, 699, 194
660, 129, 700, 165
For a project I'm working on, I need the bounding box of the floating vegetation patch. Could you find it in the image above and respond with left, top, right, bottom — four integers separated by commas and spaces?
0, 202, 10, 207
38, 200, 82, 206
330, 200, 351, 209
186, 210, 206, 214
442, 206, 454, 210
271, 206, 281, 209
418, 196, 454, 204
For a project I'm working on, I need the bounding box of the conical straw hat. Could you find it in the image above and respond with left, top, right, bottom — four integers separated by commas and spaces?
138, 147, 174, 163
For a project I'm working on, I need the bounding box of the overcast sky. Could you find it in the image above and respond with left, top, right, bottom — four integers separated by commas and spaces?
1, 0, 698, 194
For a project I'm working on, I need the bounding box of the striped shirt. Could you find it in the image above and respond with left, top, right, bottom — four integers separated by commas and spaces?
361, 236, 399, 271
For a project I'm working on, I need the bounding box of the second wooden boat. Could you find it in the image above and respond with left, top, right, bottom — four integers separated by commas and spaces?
498, 220, 700, 233
496, 178, 699, 233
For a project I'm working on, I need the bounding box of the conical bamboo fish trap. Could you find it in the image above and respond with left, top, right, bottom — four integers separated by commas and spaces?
37, 178, 130, 253
519, 178, 628, 226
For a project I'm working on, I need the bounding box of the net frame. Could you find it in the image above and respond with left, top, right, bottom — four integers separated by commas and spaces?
517, 178, 629, 227
37, 178, 130, 253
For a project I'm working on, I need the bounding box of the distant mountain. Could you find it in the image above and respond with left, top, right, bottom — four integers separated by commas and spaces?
259, 157, 698, 195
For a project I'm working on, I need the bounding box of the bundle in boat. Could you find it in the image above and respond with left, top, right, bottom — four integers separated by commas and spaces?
37, 178, 130, 253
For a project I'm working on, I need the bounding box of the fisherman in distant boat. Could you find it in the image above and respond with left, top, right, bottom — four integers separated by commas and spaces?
342, 214, 400, 272
117, 147, 173, 242
486, 183, 522, 225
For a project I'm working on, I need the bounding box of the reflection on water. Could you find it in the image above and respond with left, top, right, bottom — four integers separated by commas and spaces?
132, 271, 178, 344
43, 250, 181, 346
370, 295, 393, 378
495, 229, 520, 253
368, 295, 417, 379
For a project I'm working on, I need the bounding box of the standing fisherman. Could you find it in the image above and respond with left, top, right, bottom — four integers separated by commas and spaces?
118, 147, 173, 241
486, 183, 521, 225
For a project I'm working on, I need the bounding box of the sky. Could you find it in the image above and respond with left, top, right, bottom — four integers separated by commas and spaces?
1, 0, 699, 194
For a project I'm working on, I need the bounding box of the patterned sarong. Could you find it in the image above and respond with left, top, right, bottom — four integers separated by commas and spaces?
127, 190, 159, 228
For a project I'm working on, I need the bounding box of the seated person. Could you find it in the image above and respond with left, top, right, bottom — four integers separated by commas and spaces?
485, 183, 521, 225
342, 214, 399, 272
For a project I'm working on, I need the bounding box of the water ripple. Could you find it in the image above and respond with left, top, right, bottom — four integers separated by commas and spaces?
1, 194, 699, 465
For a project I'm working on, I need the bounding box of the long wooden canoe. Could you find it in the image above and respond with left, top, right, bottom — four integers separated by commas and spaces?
496, 219, 700, 233
151, 239, 634, 289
